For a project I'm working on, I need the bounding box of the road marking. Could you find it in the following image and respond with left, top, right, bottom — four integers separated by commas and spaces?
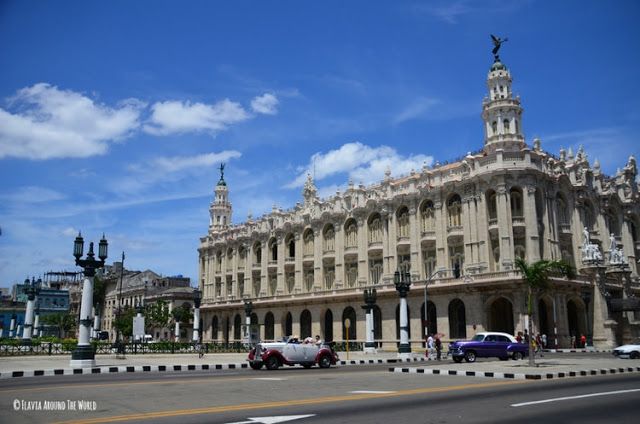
252, 377, 286, 381
226, 415, 315, 424
511, 388, 640, 407
53, 380, 527, 424
163, 373, 238, 378
349, 390, 395, 394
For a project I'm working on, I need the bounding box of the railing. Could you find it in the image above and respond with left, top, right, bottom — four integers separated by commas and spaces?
0, 341, 251, 356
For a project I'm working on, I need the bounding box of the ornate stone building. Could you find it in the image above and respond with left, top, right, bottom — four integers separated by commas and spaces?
198, 55, 640, 350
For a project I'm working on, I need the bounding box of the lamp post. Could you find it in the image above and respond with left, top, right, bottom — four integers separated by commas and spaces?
70, 232, 108, 368
362, 288, 377, 354
244, 300, 253, 344
423, 269, 447, 339
394, 269, 412, 359
115, 251, 125, 357
9, 301, 16, 338
33, 291, 41, 338
192, 288, 202, 342
580, 291, 592, 348
22, 277, 41, 345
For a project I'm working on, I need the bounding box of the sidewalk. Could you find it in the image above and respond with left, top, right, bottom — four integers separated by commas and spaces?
0, 350, 425, 379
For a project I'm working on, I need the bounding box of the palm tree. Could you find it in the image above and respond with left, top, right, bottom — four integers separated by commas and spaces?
514, 258, 575, 366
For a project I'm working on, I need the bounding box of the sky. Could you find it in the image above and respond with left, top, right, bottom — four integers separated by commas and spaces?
1, 1, 639, 288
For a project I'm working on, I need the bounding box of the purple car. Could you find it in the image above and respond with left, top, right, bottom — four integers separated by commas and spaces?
449, 331, 528, 363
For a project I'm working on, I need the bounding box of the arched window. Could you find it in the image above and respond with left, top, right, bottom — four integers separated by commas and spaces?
421, 301, 437, 337
323, 225, 335, 252
344, 219, 358, 248
489, 297, 514, 334
324, 309, 334, 342
269, 238, 277, 262
503, 119, 510, 133
510, 187, 523, 218
397, 206, 410, 238
342, 307, 357, 341
368, 213, 383, 243
492, 121, 498, 134
253, 242, 262, 266
486, 190, 498, 221
448, 299, 466, 339
264, 312, 274, 341
285, 312, 292, 337
286, 234, 295, 259
556, 194, 569, 225
233, 314, 242, 341
583, 201, 595, 231
211, 316, 219, 341
421, 200, 435, 232
300, 310, 312, 338
447, 194, 462, 227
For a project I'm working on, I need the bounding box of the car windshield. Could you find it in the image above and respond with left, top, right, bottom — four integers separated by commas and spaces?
471, 335, 485, 341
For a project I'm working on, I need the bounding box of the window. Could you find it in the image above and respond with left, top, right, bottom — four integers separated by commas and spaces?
323, 226, 335, 252
421, 201, 435, 232
447, 195, 462, 227
503, 119, 510, 132
369, 259, 383, 284
492, 121, 498, 134
345, 220, 358, 248
397, 207, 410, 238
368, 215, 383, 243
303, 230, 314, 256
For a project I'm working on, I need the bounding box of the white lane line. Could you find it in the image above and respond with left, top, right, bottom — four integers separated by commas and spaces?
252, 377, 286, 381
350, 390, 396, 394
511, 389, 640, 407
162, 372, 239, 378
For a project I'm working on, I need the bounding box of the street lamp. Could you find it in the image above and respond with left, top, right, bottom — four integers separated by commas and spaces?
244, 300, 253, 344
423, 269, 448, 339
192, 288, 202, 342
394, 269, 412, 358
22, 277, 41, 344
115, 251, 126, 357
362, 288, 377, 354
70, 232, 108, 368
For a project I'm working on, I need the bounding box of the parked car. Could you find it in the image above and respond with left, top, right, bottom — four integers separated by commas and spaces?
612, 340, 640, 359
449, 331, 528, 363
248, 337, 339, 370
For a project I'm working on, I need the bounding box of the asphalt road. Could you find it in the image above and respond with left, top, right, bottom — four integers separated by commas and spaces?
1, 356, 638, 424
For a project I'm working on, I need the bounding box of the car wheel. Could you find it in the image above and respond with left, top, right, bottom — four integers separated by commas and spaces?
453, 357, 463, 363
464, 351, 476, 363
512, 351, 524, 361
249, 362, 263, 370
319, 355, 331, 368
265, 356, 280, 370
630, 351, 640, 360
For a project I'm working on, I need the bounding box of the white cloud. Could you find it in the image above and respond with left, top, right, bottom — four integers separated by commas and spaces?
0, 83, 143, 160
144, 99, 249, 135
393, 97, 440, 124
152, 151, 242, 173
286, 142, 434, 188
0, 186, 66, 203
251, 93, 279, 115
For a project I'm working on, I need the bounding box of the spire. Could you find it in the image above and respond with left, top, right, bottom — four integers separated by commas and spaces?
209, 163, 232, 232
481, 35, 525, 154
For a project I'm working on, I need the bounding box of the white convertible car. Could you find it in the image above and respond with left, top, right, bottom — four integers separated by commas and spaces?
248, 337, 339, 370
613, 339, 640, 359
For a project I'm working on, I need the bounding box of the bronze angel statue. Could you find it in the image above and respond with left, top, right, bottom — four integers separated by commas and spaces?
491, 34, 508, 60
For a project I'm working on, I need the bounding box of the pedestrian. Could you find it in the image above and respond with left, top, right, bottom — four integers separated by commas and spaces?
523, 329, 530, 345
515, 331, 523, 343
435, 334, 442, 360
580, 334, 586, 348
541, 334, 547, 349
571, 334, 576, 349
426, 334, 434, 359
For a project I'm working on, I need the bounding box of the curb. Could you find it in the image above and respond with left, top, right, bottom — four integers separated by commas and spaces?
389, 365, 640, 380
543, 349, 612, 353
0, 356, 433, 380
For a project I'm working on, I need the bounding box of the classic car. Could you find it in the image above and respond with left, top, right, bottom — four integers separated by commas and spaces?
248, 337, 339, 370
449, 331, 528, 363
612, 340, 640, 359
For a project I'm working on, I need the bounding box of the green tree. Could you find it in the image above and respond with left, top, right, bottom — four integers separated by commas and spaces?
113, 307, 136, 339
145, 300, 171, 334
41, 313, 76, 338
515, 258, 575, 366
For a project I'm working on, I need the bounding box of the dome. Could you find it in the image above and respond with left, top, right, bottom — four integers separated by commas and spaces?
490, 60, 506, 71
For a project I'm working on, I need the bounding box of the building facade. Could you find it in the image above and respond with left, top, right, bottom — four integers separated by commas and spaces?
198, 55, 640, 350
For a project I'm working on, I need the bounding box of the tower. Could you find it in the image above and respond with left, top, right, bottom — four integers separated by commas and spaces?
481, 45, 525, 153
209, 163, 232, 232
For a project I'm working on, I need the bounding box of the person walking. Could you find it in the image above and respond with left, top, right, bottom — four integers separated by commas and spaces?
580, 334, 587, 348
541, 334, 547, 349
426, 334, 435, 359
435, 335, 442, 361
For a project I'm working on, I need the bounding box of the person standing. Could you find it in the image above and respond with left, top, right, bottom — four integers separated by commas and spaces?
580, 334, 587, 348
435, 335, 442, 361
426, 334, 434, 359
541, 334, 547, 349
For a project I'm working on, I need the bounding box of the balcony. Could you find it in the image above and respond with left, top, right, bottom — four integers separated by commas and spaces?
512, 216, 525, 227
488, 218, 498, 231
560, 223, 572, 235
447, 225, 463, 237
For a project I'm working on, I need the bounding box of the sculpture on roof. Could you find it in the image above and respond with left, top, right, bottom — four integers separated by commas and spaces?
490, 34, 508, 61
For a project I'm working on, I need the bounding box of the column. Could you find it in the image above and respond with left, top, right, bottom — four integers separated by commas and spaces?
523, 185, 540, 262
435, 199, 447, 272
384, 211, 396, 277
334, 224, 344, 288
313, 228, 322, 290
409, 206, 420, 279
496, 183, 513, 269
294, 233, 303, 292
461, 196, 473, 271
476, 193, 490, 268
22, 294, 36, 342
260, 240, 268, 296
357, 219, 368, 285
70, 275, 95, 368
277, 235, 285, 294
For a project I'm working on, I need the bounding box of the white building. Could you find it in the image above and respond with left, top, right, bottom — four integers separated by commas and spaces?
198, 54, 640, 350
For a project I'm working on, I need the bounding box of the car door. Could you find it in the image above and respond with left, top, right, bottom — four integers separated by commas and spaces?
283, 343, 303, 362
481, 335, 497, 357
495, 335, 511, 357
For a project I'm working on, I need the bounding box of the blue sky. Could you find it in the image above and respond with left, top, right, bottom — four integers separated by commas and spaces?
1, 1, 639, 288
